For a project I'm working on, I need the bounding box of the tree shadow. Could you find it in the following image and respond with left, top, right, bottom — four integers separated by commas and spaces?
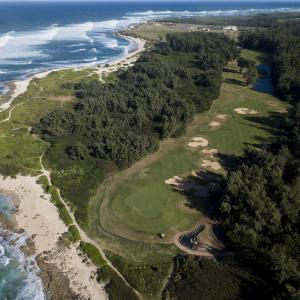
224, 78, 246, 87
244, 112, 286, 131
223, 67, 240, 74
170, 170, 223, 214
240, 112, 286, 141
217, 153, 241, 172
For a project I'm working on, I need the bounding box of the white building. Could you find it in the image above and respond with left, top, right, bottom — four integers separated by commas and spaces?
223, 26, 238, 31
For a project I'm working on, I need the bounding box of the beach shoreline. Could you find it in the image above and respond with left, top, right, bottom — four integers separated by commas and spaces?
0, 32, 145, 299
0, 33, 145, 113
0, 175, 108, 299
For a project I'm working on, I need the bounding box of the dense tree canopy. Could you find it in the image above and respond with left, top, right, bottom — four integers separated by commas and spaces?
33, 32, 237, 225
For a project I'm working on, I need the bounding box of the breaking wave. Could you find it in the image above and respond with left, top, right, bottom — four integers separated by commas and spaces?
0, 227, 45, 300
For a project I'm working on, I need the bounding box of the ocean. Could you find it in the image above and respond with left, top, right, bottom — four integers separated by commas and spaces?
1, 1, 300, 95
0, 1, 300, 299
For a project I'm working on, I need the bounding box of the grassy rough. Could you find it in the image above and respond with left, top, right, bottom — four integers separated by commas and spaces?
36, 175, 50, 193
67, 225, 81, 243
109, 254, 172, 299
49, 185, 73, 226
80, 241, 106, 268
98, 266, 139, 300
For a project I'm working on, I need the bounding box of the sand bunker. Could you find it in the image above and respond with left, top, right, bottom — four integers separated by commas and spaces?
234, 108, 258, 115
188, 137, 209, 148
165, 176, 210, 197
217, 114, 227, 120
201, 160, 222, 171
202, 149, 218, 158
209, 121, 221, 127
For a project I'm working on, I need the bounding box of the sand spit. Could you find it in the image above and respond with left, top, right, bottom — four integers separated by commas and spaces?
201, 160, 222, 171
234, 108, 258, 115
188, 137, 209, 148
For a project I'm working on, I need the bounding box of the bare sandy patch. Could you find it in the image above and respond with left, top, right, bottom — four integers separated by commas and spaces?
209, 121, 221, 127
234, 108, 258, 115
51, 95, 74, 103
201, 160, 222, 171
217, 114, 227, 120
202, 148, 218, 158
43, 245, 107, 300
188, 137, 209, 148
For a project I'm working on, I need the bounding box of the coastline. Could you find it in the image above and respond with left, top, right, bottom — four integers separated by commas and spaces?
0, 34, 145, 299
0, 34, 145, 113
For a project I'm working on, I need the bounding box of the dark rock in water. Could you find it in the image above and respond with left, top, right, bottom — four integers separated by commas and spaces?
0, 213, 14, 230
36, 255, 77, 300
20, 238, 36, 257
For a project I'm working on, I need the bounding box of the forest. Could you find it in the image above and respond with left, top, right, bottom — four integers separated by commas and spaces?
163, 20, 300, 300
218, 22, 300, 299
32, 32, 238, 225
239, 24, 300, 102
167, 12, 300, 28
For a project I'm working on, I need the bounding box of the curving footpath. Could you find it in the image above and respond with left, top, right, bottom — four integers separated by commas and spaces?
39, 155, 143, 299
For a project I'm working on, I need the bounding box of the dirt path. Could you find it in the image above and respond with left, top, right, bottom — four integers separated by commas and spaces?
0, 98, 30, 123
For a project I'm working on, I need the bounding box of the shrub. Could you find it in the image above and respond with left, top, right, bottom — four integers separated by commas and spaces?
80, 241, 106, 267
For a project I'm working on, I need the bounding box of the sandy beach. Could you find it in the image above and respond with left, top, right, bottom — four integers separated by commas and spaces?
0, 175, 108, 299
0, 33, 145, 299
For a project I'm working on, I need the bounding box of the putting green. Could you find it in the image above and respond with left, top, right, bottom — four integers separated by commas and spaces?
101, 146, 201, 239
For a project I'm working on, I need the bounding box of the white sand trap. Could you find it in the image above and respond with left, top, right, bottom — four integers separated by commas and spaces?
188, 137, 209, 148
202, 148, 218, 158
209, 121, 221, 127
165, 176, 183, 186
201, 160, 222, 170
165, 176, 210, 197
234, 108, 258, 115
217, 114, 227, 120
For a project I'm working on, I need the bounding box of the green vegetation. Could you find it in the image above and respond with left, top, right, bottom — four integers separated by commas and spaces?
218, 21, 300, 299
165, 256, 265, 300
49, 185, 73, 226
80, 241, 106, 268
37, 175, 50, 193
67, 225, 81, 243
0, 16, 296, 299
109, 254, 172, 299
61, 225, 81, 246
33, 32, 237, 229
98, 266, 139, 300
0, 68, 98, 177
239, 24, 300, 102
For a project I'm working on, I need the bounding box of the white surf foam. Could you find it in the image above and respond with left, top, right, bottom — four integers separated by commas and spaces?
70, 48, 86, 53
0, 227, 45, 300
